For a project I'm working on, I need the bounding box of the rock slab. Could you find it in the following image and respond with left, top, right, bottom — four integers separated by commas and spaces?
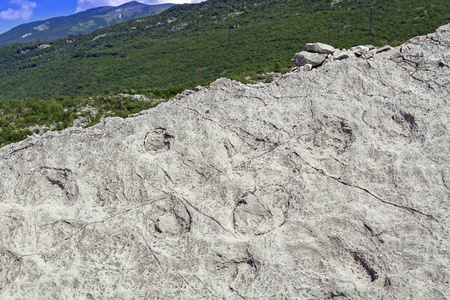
291, 51, 327, 66
305, 42, 336, 54
0, 24, 449, 299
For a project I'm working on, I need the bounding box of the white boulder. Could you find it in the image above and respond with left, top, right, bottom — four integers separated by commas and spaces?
350, 45, 370, 56
292, 51, 327, 66
305, 42, 336, 54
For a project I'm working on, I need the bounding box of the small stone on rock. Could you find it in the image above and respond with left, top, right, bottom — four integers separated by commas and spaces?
303, 64, 313, 71
333, 51, 353, 60
292, 51, 327, 67
305, 42, 336, 54
350, 45, 370, 56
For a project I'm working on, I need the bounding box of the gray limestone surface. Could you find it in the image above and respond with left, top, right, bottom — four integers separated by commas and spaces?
0, 24, 449, 299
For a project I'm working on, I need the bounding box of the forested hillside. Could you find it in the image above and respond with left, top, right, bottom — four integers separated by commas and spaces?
0, 0, 448, 102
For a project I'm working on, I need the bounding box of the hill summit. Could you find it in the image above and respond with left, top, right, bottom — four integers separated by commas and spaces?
0, 24, 449, 299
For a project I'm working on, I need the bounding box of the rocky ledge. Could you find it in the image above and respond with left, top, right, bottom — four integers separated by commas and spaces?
0, 24, 449, 299
293, 40, 405, 71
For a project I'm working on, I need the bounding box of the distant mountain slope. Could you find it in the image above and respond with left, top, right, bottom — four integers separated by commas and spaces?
0, 0, 449, 101
0, 1, 175, 47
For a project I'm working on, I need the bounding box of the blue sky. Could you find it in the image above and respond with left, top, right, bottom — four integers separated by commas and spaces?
0, 0, 204, 34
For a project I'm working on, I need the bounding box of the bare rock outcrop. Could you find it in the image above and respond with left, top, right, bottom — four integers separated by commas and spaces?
0, 24, 449, 299
293, 39, 401, 71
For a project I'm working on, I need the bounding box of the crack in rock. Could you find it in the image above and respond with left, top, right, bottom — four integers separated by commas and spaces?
293, 151, 440, 223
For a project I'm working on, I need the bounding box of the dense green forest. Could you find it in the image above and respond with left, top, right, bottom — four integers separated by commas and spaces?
0, 0, 449, 147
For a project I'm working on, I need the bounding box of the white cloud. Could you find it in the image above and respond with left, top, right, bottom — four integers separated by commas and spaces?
76, 0, 205, 13
0, 0, 37, 20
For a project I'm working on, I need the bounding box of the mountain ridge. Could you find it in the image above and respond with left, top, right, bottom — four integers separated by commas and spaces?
0, 1, 175, 47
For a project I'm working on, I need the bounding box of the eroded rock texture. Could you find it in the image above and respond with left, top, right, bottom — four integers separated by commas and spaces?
0, 24, 449, 299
